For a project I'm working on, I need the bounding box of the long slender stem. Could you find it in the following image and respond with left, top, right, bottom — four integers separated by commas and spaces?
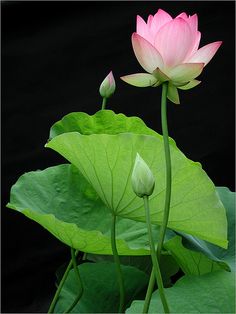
143, 196, 170, 313
142, 82, 172, 313
111, 213, 125, 313
101, 97, 107, 110
142, 268, 155, 313
63, 248, 83, 313
48, 249, 79, 313
158, 82, 171, 260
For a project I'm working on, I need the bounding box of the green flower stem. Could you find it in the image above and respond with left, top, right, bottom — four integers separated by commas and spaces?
143, 196, 170, 313
111, 213, 125, 313
64, 248, 83, 313
101, 97, 107, 110
158, 82, 171, 260
142, 270, 155, 313
48, 249, 79, 313
142, 82, 171, 313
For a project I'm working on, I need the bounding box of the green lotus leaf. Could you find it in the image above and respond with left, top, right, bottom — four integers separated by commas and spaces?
54, 261, 149, 313
87, 253, 179, 287
49, 110, 161, 140
46, 132, 227, 248
7, 164, 164, 255
126, 270, 235, 313
164, 235, 225, 275
175, 187, 235, 271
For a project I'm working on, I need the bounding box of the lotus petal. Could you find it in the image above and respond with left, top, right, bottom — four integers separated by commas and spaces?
169, 63, 204, 83
154, 18, 193, 67
151, 9, 173, 35
120, 73, 158, 87
178, 80, 201, 90
132, 33, 164, 73
187, 41, 222, 66
136, 15, 153, 44
167, 82, 180, 104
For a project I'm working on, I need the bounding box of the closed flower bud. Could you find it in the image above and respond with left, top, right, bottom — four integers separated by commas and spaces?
131, 153, 155, 198
99, 71, 116, 98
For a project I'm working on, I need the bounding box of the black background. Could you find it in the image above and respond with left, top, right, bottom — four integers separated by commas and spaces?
2, 1, 235, 313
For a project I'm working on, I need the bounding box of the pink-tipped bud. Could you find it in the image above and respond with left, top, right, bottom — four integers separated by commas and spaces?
99, 71, 116, 98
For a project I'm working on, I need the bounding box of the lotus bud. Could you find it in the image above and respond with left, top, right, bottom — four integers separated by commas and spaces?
99, 71, 116, 98
131, 153, 155, 198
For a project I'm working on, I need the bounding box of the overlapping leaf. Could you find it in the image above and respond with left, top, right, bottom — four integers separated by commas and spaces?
87, 253, 179, 287
164, 235, 223, 275
54, 261, 149, 313
49, 110, 161, 140
46, 130, 227, 248
7, 164, 160, 255
126, 270, 235, 313
175, 187, 235, 271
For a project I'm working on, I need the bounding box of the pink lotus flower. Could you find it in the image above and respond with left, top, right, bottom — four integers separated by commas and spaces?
120, 9, 222, 104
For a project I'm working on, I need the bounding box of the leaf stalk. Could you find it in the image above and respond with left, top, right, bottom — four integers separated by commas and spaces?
48, 249, 79, 313
63, 248, 83, 313
111, 213, 125, 313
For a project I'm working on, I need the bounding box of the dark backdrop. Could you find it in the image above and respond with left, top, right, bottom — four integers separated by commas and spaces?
2, 1, 235, 313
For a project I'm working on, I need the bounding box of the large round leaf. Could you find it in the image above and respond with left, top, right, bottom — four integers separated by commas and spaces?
7, 164, 162, 255
49, 110, 161, 140
54, 261, 149, 313
126, 270, 235, 313
46, 132, 227, 248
